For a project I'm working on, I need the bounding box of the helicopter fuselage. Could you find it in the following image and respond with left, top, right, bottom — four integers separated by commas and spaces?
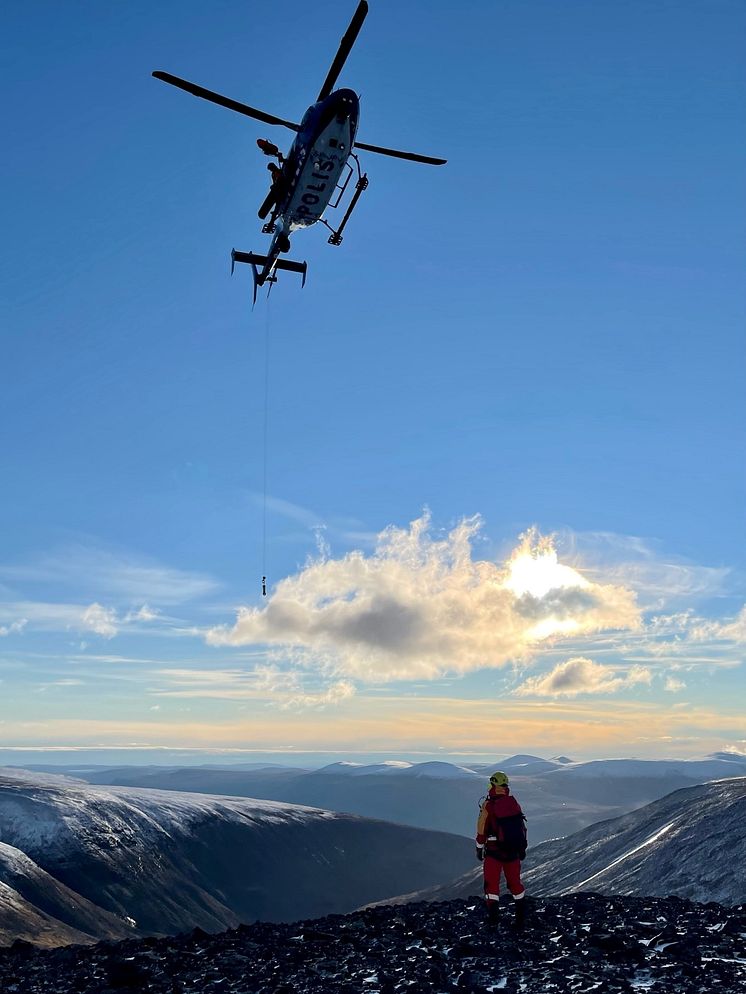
274, 88, 359, 232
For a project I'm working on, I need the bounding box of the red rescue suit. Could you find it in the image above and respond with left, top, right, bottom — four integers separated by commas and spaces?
476, 785, 526, 906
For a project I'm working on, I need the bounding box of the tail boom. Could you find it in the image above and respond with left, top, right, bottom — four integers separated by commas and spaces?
231, 249, 308, 305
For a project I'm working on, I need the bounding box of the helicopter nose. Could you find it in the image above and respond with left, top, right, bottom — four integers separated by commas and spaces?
334, 89, 359, 123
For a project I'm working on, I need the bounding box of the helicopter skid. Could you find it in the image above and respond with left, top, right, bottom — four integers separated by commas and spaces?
326, 170, 368, 246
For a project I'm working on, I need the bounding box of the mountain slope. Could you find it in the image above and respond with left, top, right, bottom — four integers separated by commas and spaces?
523, 776, 746, 903
384, 777, 746, 907
0, 843, 133, 947
0, 769, 473, 945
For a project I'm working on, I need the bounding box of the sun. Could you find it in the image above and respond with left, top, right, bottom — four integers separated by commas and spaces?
503, 532, 589, 641
504, 546, 588, 600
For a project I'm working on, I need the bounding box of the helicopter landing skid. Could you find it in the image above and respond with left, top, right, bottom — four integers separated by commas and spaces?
320, 153, 368, 247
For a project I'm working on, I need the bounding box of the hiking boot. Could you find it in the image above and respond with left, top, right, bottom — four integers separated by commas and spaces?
487, 902, 500, 925
514, 896, 526, 929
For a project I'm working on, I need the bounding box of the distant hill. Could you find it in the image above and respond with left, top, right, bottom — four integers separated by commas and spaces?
23, 751, 746, 845
472, 754, 564, 776
0, 769, 473, 946
383, 777, 746, 907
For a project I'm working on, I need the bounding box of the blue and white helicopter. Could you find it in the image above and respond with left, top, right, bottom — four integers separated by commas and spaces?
153, 0, 445, 303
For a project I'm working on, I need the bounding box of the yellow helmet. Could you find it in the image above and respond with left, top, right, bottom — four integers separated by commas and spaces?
489, 770, 509, 787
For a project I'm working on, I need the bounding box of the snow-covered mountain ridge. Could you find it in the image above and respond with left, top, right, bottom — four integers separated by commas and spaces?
523, 776, 746, 903
35, 750, 746, 844
0, 769, 474, 946
0, 767, 331, 860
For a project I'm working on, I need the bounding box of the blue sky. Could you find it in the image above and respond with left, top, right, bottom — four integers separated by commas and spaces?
1, 0, 744, 762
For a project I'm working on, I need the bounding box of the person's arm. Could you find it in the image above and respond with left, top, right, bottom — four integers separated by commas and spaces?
514, 797, 528, 859
476, 800, 488, 860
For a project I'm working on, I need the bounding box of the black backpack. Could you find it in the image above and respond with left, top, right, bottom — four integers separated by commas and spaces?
485, 798, 528, 861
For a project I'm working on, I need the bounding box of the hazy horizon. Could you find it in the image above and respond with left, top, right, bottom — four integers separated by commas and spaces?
3, 746, 745, 771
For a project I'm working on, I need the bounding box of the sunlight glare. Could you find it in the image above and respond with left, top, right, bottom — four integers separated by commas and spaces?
504, 545, 588, 600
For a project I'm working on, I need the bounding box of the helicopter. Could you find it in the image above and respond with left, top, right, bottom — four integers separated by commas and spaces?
152, 0, 445, 304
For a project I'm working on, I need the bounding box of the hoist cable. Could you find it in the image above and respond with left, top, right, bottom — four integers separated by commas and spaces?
261, 296, 271, 596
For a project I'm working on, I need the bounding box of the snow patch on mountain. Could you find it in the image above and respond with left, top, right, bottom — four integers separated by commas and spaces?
572, 820, 678, 890
397, 762, 480, 779
0, 767, 335, 859
546, 756, 746, 780
317, 761, 415, 776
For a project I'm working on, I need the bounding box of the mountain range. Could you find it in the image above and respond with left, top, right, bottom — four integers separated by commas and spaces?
0, 768, 473, 947
22, 750, 746, 844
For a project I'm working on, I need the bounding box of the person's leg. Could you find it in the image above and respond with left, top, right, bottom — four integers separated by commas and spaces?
503, 860, 526, 927
483, 856, 502, 922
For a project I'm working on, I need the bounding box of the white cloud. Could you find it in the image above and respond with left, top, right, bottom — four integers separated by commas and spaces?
690, 605, 746, 644
259, 495, 323, 528
514, 656, 652, 697
254, 494, 377, 546
717, 607, 746, 642
0, 601, 93, 631
151, 664, 353, 711
206, 515, 640, 682
0, 545, 219, 605
561, 531, 730, 606
0, 600, 167, 640
280, 680, 356, 711
151, 665, 306, 700
82, 603, 118, 638
0, 619, 27, 637
664, 676, 686, 693
593, 605, 746, 670
123, 604, 160, 623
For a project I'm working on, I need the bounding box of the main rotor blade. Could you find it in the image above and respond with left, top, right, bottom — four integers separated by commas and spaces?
152, 71, 299, 131
317, 0, 369, 101
354, 140, 447, 166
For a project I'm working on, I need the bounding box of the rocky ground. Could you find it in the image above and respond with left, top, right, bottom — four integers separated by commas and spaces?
1, 894, 744, 993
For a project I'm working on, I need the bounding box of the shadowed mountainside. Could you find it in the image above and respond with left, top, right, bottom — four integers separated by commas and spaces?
0, 769, 473, 946
0, 842, 134, 948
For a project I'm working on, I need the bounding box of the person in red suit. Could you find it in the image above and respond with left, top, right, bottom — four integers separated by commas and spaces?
476, 770, 528, 926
